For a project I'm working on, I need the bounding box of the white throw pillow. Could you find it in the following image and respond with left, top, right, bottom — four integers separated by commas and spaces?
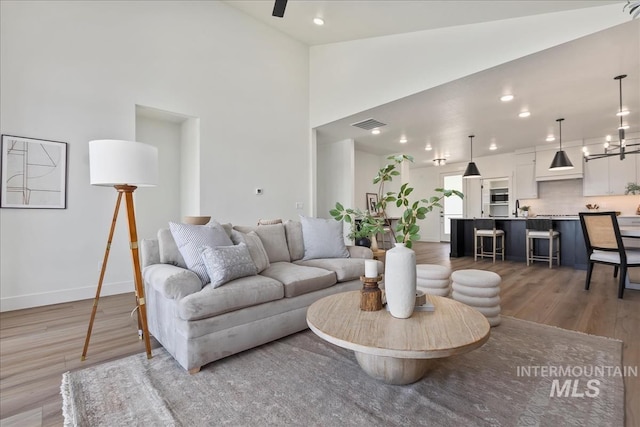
200, 243, 257, 288
300, 216, 350, 260
169, 221, 233, 285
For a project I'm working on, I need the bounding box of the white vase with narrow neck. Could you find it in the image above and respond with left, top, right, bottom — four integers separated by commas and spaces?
384, 242, 417, 319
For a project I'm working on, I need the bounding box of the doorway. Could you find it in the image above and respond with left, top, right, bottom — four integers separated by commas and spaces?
439, 173, 464, 242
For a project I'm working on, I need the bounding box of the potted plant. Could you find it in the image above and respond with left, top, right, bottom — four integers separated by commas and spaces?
331, 154, 463, 319
519, 205, 531, 217
333, 208, 385, 248
625, 182, 640, 195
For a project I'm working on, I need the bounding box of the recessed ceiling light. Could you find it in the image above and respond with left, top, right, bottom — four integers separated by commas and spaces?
489, 143, 497, 150
425, 144, 432, 151
616, 110, 630, 116
518, 111, 531, 118
313, 17, 324, 26
371, 128, 381, 135
546, 135, 555, 142
500, 94, 514, 102
444, 152, 451, 158
399, 137, 407, 144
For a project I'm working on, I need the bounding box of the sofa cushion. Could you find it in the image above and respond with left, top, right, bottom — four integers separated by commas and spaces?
260, 262, 336, 298
295, 258, 378, 282
230, 230, 271, 272
200, 243, 257, 288
169, 221, 233, 285
254, 223, 291, 263
158, 228, 187, 269
284, 220, 304, 262
177, 274, 284, 321
300, 216, 349, 260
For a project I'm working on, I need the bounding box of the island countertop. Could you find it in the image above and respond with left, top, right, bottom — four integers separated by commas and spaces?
450, 218, 587, 269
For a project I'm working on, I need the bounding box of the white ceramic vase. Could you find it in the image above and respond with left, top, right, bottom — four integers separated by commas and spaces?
384, 242, 417, 318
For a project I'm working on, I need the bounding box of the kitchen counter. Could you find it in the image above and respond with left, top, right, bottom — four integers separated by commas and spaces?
450, 218, 588, 269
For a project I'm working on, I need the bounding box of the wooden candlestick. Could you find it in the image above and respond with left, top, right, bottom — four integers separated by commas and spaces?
360, 275, 383, 311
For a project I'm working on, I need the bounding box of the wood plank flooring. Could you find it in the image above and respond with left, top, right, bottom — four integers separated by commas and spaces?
1, 242, 638, 426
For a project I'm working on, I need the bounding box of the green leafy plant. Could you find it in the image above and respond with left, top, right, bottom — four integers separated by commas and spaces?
329, 207, 385, 241
625, 182, 640, 195
519, 205, 530, 212
332, 154, 463, 249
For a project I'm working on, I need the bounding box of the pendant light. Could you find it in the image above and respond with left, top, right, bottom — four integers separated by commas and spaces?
463, 135, 481, 178
549, 118, 573, 170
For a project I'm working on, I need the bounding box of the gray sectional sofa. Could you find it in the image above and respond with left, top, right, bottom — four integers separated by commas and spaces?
140, 219, 382, 373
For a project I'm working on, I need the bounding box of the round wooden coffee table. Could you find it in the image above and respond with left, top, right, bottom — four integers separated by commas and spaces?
306, 291, 490, 385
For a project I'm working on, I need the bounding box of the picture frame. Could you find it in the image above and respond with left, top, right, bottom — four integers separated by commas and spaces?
366, 192, 379, 214
1, 134, 68, 209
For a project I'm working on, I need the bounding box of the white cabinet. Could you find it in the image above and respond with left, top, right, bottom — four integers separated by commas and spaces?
609, 155, 637, 194
583, 145, 637, 196
535, 145, 583, 181
514, 151, 537, 199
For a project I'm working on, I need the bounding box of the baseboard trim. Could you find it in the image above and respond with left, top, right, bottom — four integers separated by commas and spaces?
0, 281, 134, 312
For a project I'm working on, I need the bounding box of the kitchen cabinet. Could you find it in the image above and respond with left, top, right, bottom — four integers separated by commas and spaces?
514, 151, 537, 199
535, 145, 583, 181
583, 144, 637, 196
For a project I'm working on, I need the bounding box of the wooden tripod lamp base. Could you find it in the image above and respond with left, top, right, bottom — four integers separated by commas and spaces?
82, 139, 158, 362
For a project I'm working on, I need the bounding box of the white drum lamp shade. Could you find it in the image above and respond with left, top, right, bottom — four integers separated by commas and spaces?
89, 140, 158, 187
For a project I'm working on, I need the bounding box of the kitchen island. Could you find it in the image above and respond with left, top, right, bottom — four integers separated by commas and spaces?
450, 217, 588, 270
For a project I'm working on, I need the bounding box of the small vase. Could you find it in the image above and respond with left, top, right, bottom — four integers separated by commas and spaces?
384, 242, 416, 318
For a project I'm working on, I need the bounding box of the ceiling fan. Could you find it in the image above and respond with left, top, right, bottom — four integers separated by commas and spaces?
272, 0, 288, 18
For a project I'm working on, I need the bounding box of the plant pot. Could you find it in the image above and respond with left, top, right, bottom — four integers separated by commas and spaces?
384, 242, 417, 319
355, 237, 372, 248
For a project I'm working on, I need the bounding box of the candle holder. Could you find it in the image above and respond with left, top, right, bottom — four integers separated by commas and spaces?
360, 275, 383, 311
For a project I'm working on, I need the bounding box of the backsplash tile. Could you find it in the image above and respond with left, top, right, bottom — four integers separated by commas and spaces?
519, 179, 639, 216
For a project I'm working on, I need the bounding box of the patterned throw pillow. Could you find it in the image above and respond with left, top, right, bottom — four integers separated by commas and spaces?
300, 216, 350, 260
169, 221, 233, 285
200, 243, 258, 288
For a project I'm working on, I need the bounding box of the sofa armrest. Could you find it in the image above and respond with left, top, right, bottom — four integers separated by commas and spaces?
347, 245, 373, 259
141, 238, 160, 268
143, 264, 201, 300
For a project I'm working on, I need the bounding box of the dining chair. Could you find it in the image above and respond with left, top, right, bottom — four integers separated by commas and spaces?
579, 211, 640, 299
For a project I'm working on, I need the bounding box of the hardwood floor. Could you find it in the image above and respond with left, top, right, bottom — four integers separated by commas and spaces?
1, 242, 638, 426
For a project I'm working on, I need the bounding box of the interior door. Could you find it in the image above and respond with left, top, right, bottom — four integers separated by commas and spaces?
439, 173, 464, 242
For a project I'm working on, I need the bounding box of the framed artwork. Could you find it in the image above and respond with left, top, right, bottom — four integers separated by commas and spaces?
366, 193, 379, 214
1, 134, 68, 209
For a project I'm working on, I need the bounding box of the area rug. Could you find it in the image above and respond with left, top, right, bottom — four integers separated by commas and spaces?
61, 317, 624, 426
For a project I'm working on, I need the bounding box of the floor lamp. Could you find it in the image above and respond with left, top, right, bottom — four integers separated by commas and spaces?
81, 139, 158, 361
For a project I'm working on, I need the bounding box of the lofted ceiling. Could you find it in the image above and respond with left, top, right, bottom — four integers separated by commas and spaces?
225, 1, 639, 167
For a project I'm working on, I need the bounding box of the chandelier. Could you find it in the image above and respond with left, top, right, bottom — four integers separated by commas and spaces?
584, 74, 639, 162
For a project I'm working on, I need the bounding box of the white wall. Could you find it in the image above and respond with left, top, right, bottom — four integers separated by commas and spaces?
0, 1, 309, 311
354, 150, 384, 211
310, 4, 627, 128
317, 139, 354, 221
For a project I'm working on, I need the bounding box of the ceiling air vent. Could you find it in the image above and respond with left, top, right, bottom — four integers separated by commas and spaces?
351, 118, 387, 130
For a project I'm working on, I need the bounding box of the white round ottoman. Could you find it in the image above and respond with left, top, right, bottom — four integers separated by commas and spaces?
451, 269, 501, 327
416, 264, 451, 297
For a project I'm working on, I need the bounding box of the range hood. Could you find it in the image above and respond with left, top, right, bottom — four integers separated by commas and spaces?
535, 146, 583, 181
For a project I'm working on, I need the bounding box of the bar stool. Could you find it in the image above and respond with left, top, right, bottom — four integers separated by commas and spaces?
526, 218, 560, 268
474, 218, 505, 263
